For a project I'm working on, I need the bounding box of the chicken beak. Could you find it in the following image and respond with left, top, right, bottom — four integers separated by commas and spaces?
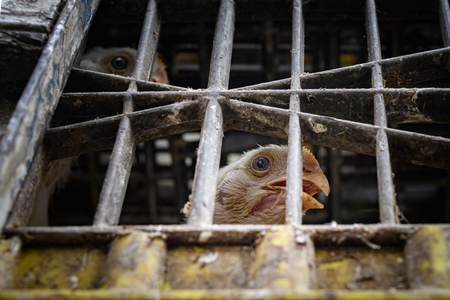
303, 167, 330, 197
265, 169, 329, 211
302, 192, 324, 210
301, 164, 330, 211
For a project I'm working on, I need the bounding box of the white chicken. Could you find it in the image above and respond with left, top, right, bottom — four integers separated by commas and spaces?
183, 145, 330, 224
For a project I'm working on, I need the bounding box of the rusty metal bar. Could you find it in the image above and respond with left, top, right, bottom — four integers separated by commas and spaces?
0, 0, 101, 232
187, 0, 234, 226
286, 0, 305, 225
366, 0, 397, 224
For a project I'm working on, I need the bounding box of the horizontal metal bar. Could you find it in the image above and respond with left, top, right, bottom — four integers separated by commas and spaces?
234, 47, 450, 90
45, 100, 203, 160
54, 88, 450, 126
0, 0, 101, 232
3, 224, 420, 246
45, 89, 450, 165
65, 48, 450, 92
3, 289, 450, 299
65, 69, 183, 93
221, 99, 450, 170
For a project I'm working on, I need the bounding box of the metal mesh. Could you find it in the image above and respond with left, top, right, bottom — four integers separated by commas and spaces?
1, 0, 450, 230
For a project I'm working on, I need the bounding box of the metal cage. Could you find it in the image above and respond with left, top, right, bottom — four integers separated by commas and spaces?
1, 0, 450, 297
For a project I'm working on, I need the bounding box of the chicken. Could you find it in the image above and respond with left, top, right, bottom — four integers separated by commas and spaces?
183, 145, 330, 224
27, 47, 169, 226
79, 47, 169, 83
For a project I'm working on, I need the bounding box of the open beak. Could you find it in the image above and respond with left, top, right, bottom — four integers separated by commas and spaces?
265, 166, 330, 212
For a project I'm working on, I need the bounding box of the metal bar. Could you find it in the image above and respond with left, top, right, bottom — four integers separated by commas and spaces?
57, 86, 450, 117
222, 100, 450, 170
0, 0, 101, 232
187, 0, 234, 226
145, 142, 159, 223
94, 0, 164, 225
438, 0, 450, 76
234, 47, 450, 90
4, 148, 47, 228
438, 0, 450, 47
286, 0, 304, 225
328, 25, 341, 223
169, 136, 191, 219
366, 0, 397, 224
133, 0, 161, 81
3, 224, 417, 247
187, 98, 224, 226
207, 0, 235, 90
45, 100, 203, 160
93, 93, 136, 226
330, 149, 342, 222
43, 91, 450, 170
264, 21, 276, 81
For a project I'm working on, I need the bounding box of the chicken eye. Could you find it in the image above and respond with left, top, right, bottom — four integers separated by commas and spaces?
111, 56, 128, 70
252, 156, 271, 171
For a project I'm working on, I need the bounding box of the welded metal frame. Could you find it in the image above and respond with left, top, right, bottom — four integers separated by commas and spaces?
2, 0, 450, 231
1, 0, 450, 297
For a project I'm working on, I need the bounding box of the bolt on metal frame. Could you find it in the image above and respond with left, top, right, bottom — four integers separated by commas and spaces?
1, 0, 450, 232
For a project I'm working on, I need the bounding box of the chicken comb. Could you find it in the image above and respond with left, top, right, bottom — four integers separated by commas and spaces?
302, 146, 319, 165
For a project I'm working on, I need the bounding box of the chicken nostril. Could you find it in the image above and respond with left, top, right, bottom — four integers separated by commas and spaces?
303, 167, 312, 174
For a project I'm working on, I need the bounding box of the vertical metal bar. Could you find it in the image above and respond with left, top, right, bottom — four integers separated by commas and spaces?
286, 0, 305, 225
133, 0, 161, 81
94, 0, 160, 225
264, 21, 276, 81
207, 0, 235, 90
94, 57, 136, 226
145, 142, 159, 223
366, 0, 397, 224
0, 0, 101, 232
199, 22, 210, 88
94, 91, 136, 226
328, 25, 342, 222
169, 137, 190, 217
438, 0, 450, 222
330, 149, 342, 222
438, 0, 450, 47
187, 0, 234, 226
